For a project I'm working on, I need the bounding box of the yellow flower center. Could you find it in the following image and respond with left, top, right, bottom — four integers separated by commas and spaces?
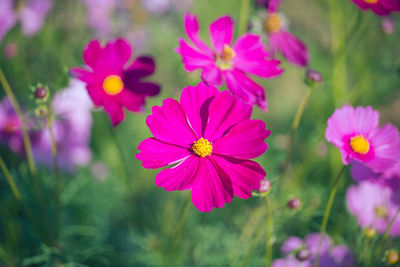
216, 45, 235, 70
350, 135, 370, 154
387, 250, 399, 265
374, 205, 388, 218
103, 75, 124, 95
264, 13, 282, 33
364, 227, 377, 238
364, 0, 378, 4
191, 137, 213, 158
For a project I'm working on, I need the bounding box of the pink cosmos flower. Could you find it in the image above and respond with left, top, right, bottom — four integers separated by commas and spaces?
0, 97, 24, 153
347, 180, 400, 236
273, 233, 354, 267
32, 78, 93, 171
136, 83, 270, 212
71, 38, 161, 126
0, 0, 52, 42
351, 0, 400, 16
262, 0, 310, 67
176, 13, 283, 111
325, 105, 400, 173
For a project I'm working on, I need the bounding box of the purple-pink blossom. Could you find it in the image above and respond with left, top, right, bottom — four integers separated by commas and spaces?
0, 98, 24, 153
351, 0, 400, 16
136, 82, 270, 212
176, 13, 283, 111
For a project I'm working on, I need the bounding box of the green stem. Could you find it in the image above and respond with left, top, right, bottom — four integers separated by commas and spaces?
0, 67, 36, 175
47, 108, 62, 244
264, 196, 273, 267
238, 0, 250, 35
163, 194, 191, 267
375, 207, 400, 259
314, 165, 347, 267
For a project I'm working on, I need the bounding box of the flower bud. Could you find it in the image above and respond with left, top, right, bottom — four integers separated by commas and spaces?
288, 197, 301, 210
364, 227, 376, 238
305, 69, 323, 87
34, 87, 48, 100
35, 106, 48, 118
296, 248, 311, 261
387, 250, 399, 265
259, 179, 271, 193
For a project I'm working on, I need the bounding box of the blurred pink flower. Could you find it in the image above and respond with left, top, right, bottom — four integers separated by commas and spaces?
351, 0, 400, 16
347, 180, 400, 236
32, 78, 93, 171
325, 105, 400, 173
71, 38, 160, 126
136, 83, 270, 212
82, 0, 115, 36
176, 13, 283, 111
0, 97, 24, 153
382, 16, 395, 34
4, 42, 18, 59
273, 233, 354, 267
262, 0, 310, 67
0, 0, 51, 42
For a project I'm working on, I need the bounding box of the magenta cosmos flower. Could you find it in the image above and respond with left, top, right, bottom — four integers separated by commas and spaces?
0, 97, 24, 153
262, 0, 310, 67
71, 38, 161, 126
325, 105, 400, 173
136, 83, 270, 212
176, 13, 283, 111
351, 0, 400, 15
347, 180, 400, 236
272, 233, 354, 267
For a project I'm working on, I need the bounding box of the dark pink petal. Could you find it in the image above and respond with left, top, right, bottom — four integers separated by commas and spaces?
213, 119, 270, 159
123, 80, 161, 97
125, 56, 156, 79
209, 16, 234, 53
268, 0, 281, 12
86, 84, 105, 107
155, 155, 199, 191
146, 98, 197, 147
136, 137, 191, 169
176, 39, 214, 72
223, 69, 268, 111
116, 89, 145, 112
183, 13, 214, 56
213, 155, 266, 199
82, 40, 103, 68
269, 31, 310, 67
180, 83, 219, 138
233, 34, 269, 60
204, 90, 252, 142
191, 158, 233, 212
70, 67, 96, 83
201, 65, 223, 86
103, 38, 132, 70
103, 97, 125, 126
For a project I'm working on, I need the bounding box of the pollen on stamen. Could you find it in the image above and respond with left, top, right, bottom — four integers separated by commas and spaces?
192, 137, 213, 158
216, 45, 235, 70
363, 0, 378, 4
103, 75, 124, 95
350, 135, 370, 154
264, 13, 282, 33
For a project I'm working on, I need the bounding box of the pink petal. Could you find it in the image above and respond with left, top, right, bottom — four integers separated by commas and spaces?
269, 31, 310, 67
191, 158, 234, 212
183, 13, 214, 56
201, 65, 223, 86
86, 84, 106, 107
281, 236, 303, 256
136, 137, 191, 169
209, 16, 234, 53
223, 69, 268, 111
0, 0, 17, 42
305, 233, 330, 255
233, 34, 269, 60
176, 38, 214, 72
146, 98, 197, 147
103, 97, 125, 126
268, 0, 281, 12
116, 89, 145, 112
213, 155, 266, 199
204, 90, 252, 142
155, 155, 199, 191
180, 83, 220, 138
213, 119, 270, 159
103, 38, 132, 70
83, 40, 103, 69
70, 67, 96, 84
125, 56, 156, 79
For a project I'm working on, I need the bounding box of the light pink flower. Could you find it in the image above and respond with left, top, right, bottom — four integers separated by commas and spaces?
136, 83, 270, 212
347, 180, 400, 236
325, 105, 400, 173
262, 0, 310, 67
0, 97, 24, 153
176, 13, 283, 111
351, 0, 400, 16
71, 39, 161, 126
82, 0, 115, 36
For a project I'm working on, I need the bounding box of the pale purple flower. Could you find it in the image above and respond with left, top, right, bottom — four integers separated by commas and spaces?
0, 0, 17, 42
82, 0, 116, 36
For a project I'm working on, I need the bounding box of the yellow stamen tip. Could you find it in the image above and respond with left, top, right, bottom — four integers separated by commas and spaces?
364, 0, 378, 4
350, 135, 370, 154
192, 137, 213, 158
103, 75, 124, 95
216, 45, 235, 70
264, 13, 282, 33
374, 205, 387, 218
